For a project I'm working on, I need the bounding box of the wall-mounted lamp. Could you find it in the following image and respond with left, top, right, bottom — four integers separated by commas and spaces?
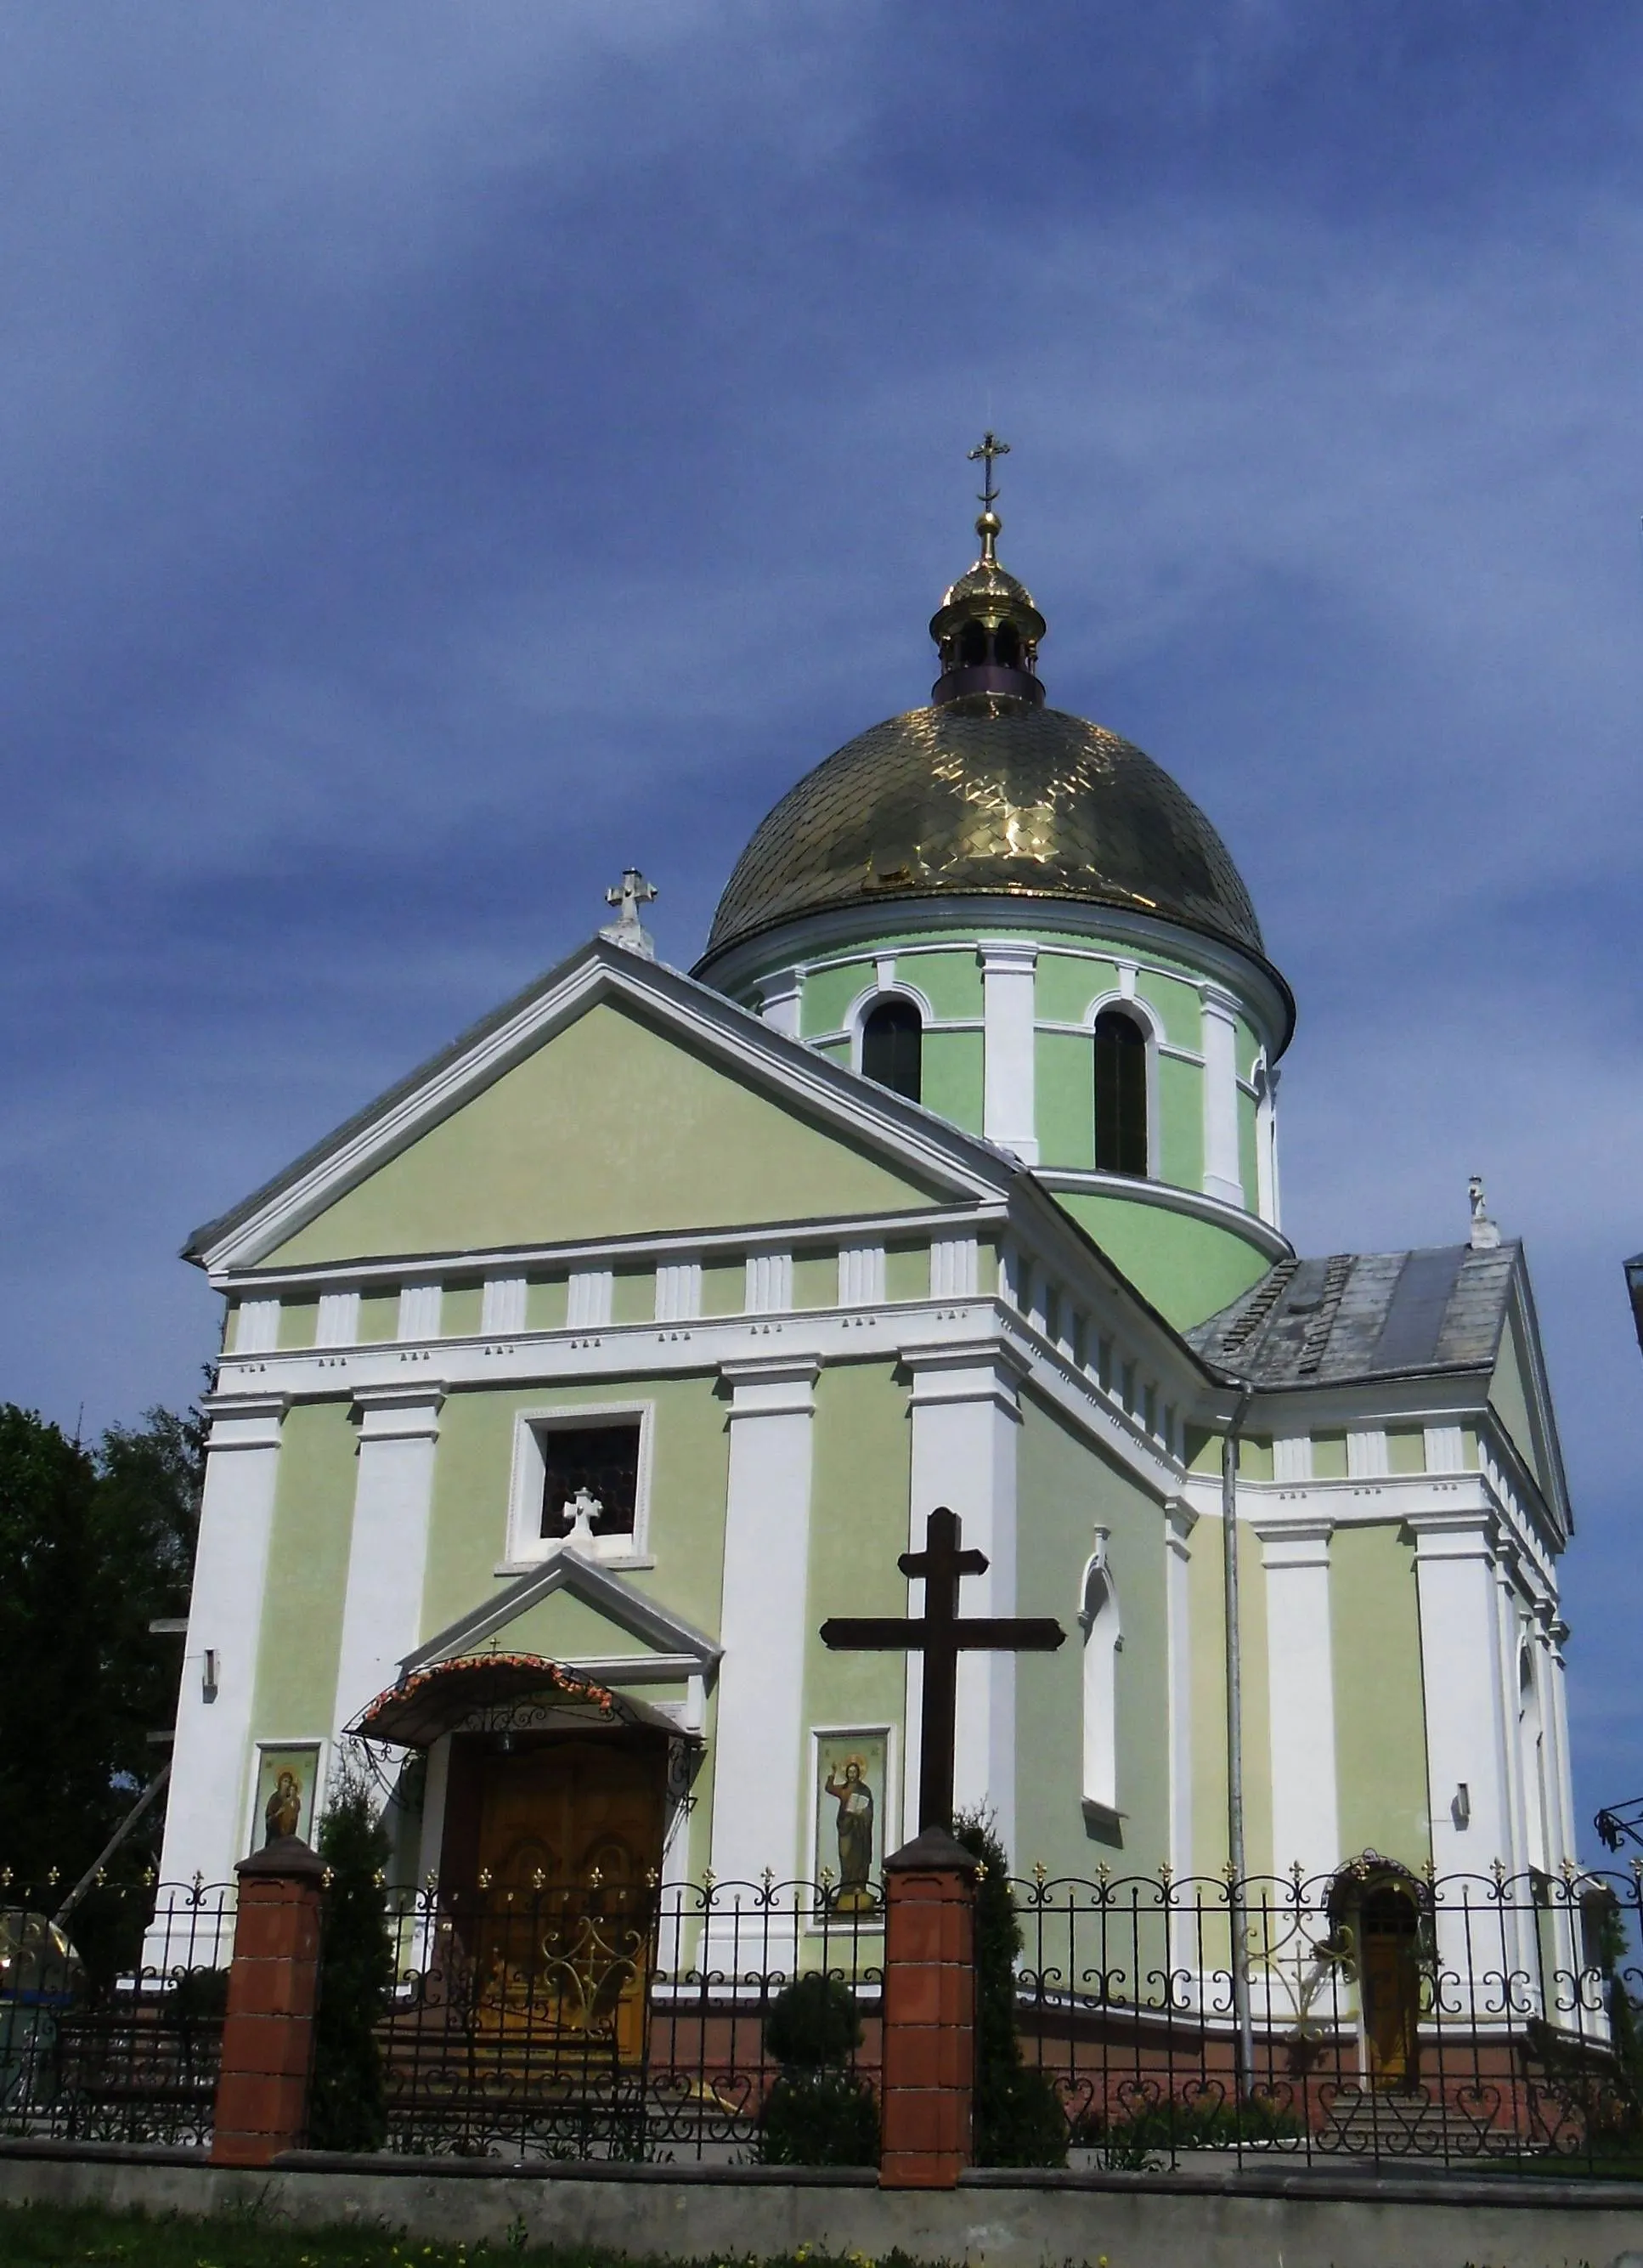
202, 1649, 219, 1702
1451, 1782, 1471, 1830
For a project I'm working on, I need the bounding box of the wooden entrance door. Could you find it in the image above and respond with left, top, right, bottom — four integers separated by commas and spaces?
1359, 1886, 1421, 2090
471, 1735, 665, 2061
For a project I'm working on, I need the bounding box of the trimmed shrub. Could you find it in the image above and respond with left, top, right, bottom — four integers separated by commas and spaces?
953, 1813, 1067, 2169
764, 1971, 861, 2069
759, 2068, 879, 2165
758, 1973, 878, 2165
308, 1759, 394, 2153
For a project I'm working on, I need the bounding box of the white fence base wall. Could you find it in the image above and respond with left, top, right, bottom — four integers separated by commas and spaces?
4, 2142, 1643, 2268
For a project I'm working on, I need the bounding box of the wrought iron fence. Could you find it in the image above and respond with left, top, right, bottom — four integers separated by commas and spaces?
375, 1875, 884, 2163
0, 1878, 235, 2148
1011, 1861, 1643, 2172
3, 1863, 1640, 2174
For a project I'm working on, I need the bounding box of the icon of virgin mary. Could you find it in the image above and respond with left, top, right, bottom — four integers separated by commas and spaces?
264, 1767, 302, 1845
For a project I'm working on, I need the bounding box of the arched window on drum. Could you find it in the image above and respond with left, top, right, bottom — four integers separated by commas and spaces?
861, 996, 923, 1104
1093, 1008, 1149, 1175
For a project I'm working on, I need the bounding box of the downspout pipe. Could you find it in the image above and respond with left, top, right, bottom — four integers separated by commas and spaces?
1222, 1389, 1256, 2099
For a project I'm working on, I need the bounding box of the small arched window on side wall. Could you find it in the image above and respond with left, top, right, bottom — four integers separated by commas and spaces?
861, 996, 923, 1103
1081, 1545, 1121, 1823
1519, 1641, 1551, 1875
1093, 1008, 1149, 1175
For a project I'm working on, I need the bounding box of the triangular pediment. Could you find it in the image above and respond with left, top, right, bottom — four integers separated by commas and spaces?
192, 943, 1009, 1273
1488, 1263, 1569, 1527
404, 1547, 722, 1685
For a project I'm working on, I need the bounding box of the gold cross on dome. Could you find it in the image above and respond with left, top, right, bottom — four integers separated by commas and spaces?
967, 430, 1010, 512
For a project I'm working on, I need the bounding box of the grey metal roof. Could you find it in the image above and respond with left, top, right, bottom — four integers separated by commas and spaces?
1188, 1241, 1521, 1389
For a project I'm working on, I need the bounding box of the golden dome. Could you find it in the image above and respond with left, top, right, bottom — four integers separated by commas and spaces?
699, 693, 1273, 974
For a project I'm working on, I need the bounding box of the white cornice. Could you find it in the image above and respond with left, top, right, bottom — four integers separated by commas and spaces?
213, 1293, 1189, 1501
1032, 1168, 1292, 1264
212, 1199, 1010, 1295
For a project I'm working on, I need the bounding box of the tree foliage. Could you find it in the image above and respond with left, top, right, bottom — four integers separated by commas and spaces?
0, 1401, 203, 1890
953, 1811, 1068, 2168
308, 1755, 395, 2153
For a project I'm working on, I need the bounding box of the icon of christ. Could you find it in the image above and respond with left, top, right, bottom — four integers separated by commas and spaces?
824, 1756, 876, 1912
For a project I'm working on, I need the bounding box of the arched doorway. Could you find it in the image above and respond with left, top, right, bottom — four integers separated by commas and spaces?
353, 1657, 680, 2065
1329, 1862, 1428, 2092
442, 1730, 667, 2060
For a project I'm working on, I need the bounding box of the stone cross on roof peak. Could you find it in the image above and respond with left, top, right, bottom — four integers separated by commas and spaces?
600, 868, 658, 959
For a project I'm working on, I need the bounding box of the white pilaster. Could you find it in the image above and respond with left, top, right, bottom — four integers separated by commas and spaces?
234, 1298, 279, 1355
1165, 1496, 1199, 1878
1544, 1618, 1579, 1871
745, 1251, 793, 1314
707, 1357, 819, 1885
416, 1733, 452, 1889
1426, 1424, 1467, 1473
1346, 1428, 1389, 1479
316, 1290, 360, 1348
567, 1270, 613, 1329
1494, 1558, 1531, 1880
154, 1394, 287, 1892
1411, 1512, 1513, 1875
1256, 1519, 1340, 1881
1199, 983, 1243, 1208
1254, 1063, 1279, 1227
759, 969, 804, 1037
655, 1261, 703, 1323
929, 1236, 979, 1300
838, 1244, 885, 1306
1273, 1435, 1313, 1485
901, 1339, 1027, 1856
398, 1282, 443, 1341
481, 1276, 527, 1335
980, 940, 1038, 1164
331, 1387, 444, 1750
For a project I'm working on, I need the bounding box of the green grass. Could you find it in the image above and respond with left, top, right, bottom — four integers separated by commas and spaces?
0, 2205, 955, 2268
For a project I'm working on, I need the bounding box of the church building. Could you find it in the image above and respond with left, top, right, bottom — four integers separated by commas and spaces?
156, 450, 1577, 1928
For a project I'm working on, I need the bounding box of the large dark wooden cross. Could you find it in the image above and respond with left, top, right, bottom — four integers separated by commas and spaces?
820, 1506, 1065, 1835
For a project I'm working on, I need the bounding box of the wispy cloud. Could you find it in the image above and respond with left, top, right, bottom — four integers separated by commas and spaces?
4, 1, 1642, 1834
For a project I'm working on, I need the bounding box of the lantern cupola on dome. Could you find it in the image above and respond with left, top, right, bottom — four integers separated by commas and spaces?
928, 432, 1047, 708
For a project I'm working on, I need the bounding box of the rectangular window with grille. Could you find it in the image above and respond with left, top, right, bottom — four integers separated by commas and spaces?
539, 1421, 641, 1540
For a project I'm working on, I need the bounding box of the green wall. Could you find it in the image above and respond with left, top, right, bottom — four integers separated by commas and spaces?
1490, 1304, 1548, 1494
1014, 1394, 1169, 1881
420, 1375, 731, 1646
1188, 1517, 1272, 1880
799, 1360, 913, 1863
921, 1029, 982, 1131
1052, 1191, 1273, 1330
1036, 1031, 1094, 1168
264, 1000, 944, 1267
1331, 1524, 1431, 1871
250, 1400, 358, 1745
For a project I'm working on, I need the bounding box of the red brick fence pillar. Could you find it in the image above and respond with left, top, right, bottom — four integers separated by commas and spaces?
211, 1834, 326, 2165
878, 1828, 978, 2188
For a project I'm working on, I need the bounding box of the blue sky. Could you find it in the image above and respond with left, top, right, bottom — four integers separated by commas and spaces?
4, 3, 1641, 1852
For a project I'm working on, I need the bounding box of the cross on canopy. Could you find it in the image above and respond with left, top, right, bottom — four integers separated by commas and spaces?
967, 430, 1010, 512
820, 1505, 1064, 1835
